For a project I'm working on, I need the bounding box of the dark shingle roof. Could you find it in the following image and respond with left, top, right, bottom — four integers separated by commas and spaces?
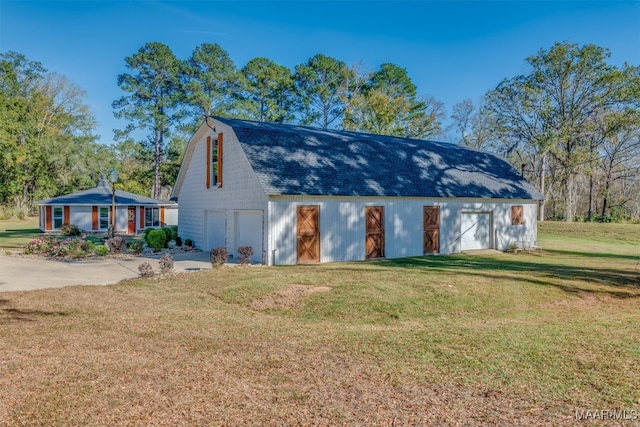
37, 176, 173, 206
217, 117, 542, 200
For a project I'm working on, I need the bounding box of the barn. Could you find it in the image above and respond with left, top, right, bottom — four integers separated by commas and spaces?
36, 175, 177, 234
171, 117, 542, 265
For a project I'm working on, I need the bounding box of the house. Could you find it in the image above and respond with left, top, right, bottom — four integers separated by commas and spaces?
36, 176, 177, 234
171, 117, 542, 265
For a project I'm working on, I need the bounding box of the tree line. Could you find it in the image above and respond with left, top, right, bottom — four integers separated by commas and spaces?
1, 41, 639, 221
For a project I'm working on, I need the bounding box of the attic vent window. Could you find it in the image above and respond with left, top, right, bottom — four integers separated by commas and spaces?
511, 205, 524, 226
206, 133, 223, 189
211, 138, 219, 186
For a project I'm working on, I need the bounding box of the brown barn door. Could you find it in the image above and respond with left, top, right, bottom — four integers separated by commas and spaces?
297, 206, 320, 263
423, 206, 440, 254
365, 206, 385, 259
127, 207, 136, 234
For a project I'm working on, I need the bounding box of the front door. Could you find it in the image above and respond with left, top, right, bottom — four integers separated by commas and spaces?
297, 205, 320, 263
423, 206, 440, 254
127, 206, 136, 234
365, 206, 385, 259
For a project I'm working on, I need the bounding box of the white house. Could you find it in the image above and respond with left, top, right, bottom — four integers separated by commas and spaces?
36, 176, 177, 234
171, 117, 542, 265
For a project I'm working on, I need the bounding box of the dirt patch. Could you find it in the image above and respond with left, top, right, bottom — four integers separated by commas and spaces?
541, 292, 615, 309
250, 285, 331, 311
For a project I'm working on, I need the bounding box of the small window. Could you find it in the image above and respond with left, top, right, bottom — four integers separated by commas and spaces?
99, 207, 110, 230
53, 207, 63, 229
511, 206, 524, 226
211, 139, 218, 186
145, 207, 160, 228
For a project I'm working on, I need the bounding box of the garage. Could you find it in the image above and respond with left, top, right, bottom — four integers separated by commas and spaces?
205, 210, 225, 251
460, 212, 491, 251
234, 210, 264, 263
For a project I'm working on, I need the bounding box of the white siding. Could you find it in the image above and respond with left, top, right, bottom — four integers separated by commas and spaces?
234, 210, 264, 263
164, 206, 178, 226
70, 206, 92, 231
268, 196, 538, 265
176, 123, 268, 254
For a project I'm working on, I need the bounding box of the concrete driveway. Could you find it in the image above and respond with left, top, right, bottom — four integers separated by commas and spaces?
0, 251, 212, 292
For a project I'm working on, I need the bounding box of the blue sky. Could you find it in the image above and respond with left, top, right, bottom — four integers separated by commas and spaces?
1, 0, 639, 145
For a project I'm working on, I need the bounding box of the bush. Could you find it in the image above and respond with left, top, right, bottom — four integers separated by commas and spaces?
93, 245, 108, 256
50, 237, 90, 258
142, 227, 155, 243
147, 229, 166, 252
159, 253, 174, 274
175, 235, 182, 247
162, 227, 174, 243
210, 247, 228, 268
128, 241, 144, 255
59, 223, 82, 236
23, 235, 56, 255
238, 245, 254, 265
185, 238, 193, 247
138, 262, 154, 278
105, 236, 127, 254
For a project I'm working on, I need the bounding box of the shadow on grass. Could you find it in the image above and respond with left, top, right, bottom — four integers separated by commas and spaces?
0, 299, 71, 323
320, 251, 640, 299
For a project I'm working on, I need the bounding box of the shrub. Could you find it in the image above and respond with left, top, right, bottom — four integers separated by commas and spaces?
23, 235, 56, 255
105, 236, 127, 254
59, 223, 82, 236
162, 227, 174, 241
175, 236, 182, 247
147, 229, 166, 252
93, 245, 108, 256
143, 227, 155, 243
128, 241, 144, 255
138, 262, 154, 278
185, 238, 193, 247
50, 237, 90, 258
159, 253, 174, 274
238, 245, 254, 265
210, 247, 228, 268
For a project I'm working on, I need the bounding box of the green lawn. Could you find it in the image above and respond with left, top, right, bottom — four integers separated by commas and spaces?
0, 217, 143, 251
0, 216, 40, 249
0, 222, 638, 425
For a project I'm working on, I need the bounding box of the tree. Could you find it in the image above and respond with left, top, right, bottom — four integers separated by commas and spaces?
113, 42, 182, 199
182, 42, 239, 119
293, 54, 353, 128
342, 63, 443, 139
0, 51, 100, 212
237, 57, 294, 123
450, 98, 495, 149
485, 42, 640, 221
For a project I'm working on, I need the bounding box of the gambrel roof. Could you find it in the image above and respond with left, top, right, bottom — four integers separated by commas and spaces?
37, 176, 174, 206
212, 117, 542, 200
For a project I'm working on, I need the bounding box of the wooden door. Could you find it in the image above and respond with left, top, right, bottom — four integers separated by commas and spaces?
297, 206, 320, 263
127, 206, 136, 234
423, 206, 440, 254
365, 206, 385, 259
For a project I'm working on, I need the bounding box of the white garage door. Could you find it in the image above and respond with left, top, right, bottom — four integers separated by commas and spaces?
460, 213, 491, 251
234, 211, 263, 263
206, 210, 226, 251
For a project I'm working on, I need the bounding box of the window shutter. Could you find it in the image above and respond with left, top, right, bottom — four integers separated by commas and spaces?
160, 206, 165, 226
63, 206, 70, 224
217, 132, 223, 187
45, 206, 52, 231
139, 207, 145, 229
92, 206, 98, 230
206, 136, 211, 189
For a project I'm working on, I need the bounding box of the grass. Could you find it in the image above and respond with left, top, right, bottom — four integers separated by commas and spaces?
0, 222, 639, 425
0, 217, 40, 249
0, 217, 144, 251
